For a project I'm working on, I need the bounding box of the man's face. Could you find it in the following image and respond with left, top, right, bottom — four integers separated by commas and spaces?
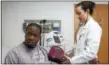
25, 26, 41, 48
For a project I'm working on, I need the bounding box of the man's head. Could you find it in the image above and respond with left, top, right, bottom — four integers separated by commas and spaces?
24, 23, 41, 48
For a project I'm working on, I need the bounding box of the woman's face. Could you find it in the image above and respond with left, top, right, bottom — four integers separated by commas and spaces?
75, 6, 88, 23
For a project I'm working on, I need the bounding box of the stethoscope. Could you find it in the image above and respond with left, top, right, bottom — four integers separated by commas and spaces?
32, 45, 47, 63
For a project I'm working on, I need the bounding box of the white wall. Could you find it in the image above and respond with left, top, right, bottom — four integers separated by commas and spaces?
2, 2, 75, 63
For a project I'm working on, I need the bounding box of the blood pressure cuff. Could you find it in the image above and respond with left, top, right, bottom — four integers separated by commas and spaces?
48, 46, 65, 64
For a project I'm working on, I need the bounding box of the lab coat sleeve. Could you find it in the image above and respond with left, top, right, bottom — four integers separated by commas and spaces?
4, 50, 19, 64
70, 28, 102, 63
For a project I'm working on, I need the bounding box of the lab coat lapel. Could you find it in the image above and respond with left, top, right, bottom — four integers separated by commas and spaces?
76, 17, 93, 44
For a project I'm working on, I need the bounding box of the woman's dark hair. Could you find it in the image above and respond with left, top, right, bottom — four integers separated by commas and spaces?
75, 1, 95, 15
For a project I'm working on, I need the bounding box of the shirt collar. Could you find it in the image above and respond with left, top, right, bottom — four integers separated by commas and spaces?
82, 16, 94, 29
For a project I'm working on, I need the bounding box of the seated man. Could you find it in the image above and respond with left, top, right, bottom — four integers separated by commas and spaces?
4, 23, 50, 64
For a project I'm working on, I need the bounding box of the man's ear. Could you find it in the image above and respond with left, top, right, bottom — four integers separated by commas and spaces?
39, 34, 41, 39
25, 34, 27, 38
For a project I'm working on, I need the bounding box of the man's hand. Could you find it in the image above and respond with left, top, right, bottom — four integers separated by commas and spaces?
61, 59, 71, 64
60, 55, 71, 64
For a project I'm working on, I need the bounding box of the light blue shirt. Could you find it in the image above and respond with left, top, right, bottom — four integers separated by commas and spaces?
4, 43, 50, 64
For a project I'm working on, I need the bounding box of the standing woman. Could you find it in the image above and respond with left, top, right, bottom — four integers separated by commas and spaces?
61, 1, 102, 64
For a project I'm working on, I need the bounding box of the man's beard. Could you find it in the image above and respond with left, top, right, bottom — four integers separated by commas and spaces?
24, 42, 37, 48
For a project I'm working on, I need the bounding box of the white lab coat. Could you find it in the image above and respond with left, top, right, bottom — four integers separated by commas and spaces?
70, 17, 102, 63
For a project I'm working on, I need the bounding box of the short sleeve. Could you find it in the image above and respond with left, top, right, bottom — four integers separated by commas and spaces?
4, 50, 19, 64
